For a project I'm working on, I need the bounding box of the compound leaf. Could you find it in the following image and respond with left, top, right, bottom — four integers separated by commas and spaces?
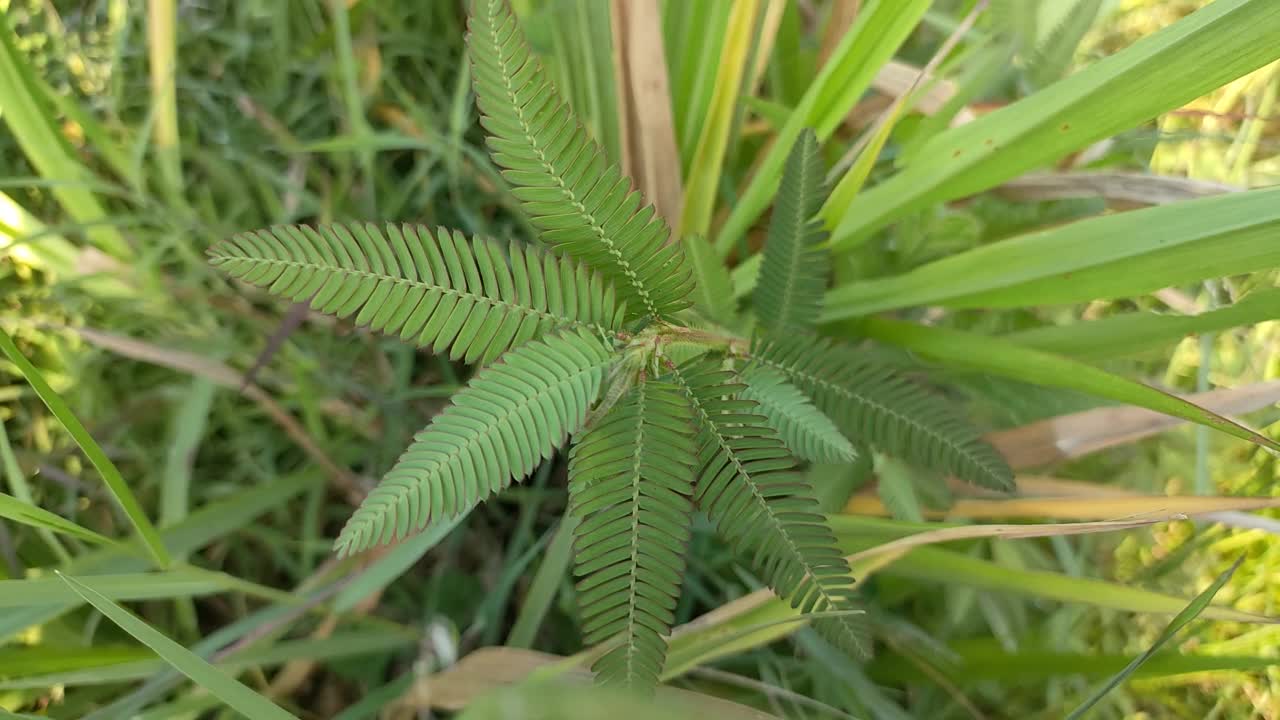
754, 129, 828, 335
569, 378, 698, 691
672, 358, 868, 658
335, 329, 615, 555
209, 223, 623, 365
468, 0, 694, 321
753, 334, 1013, 491
739, 366, 857, 465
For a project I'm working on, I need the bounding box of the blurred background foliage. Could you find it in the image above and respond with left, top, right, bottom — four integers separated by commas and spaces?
2, 0, 1280, 717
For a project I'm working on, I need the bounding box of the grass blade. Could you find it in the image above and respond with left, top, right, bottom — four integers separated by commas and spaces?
1065, 556, 1246, 720
824, 186, 1280, 316
714, 0, 931, 257
0, 419, 73, 561
56, 572, 300, 720
0, 490, 118, 548
845, 493, 1280, 521
867, 637, 1279, 684
1004, 287, 1280, 361
507, 515, 577, 649
855, 317, 1280, 455
0, 328, 170, 568
611, 0, 683, 225
678, 0, 760, 236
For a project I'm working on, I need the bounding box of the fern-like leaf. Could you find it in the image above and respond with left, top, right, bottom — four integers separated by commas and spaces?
335, 328, 615, 556
670, 358, 869, 658
467, 0, 695, 321
739, 366, 857, 464
209, 223, 623, 365
753, 334, 1014, 492
754, 129, 828, 335
568, 378, 697, 691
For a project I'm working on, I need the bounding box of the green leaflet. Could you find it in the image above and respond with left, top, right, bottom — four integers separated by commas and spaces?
569, 379, 698, 691
682, 233, 736, 325
752, 334, 1013, 491
209, 223, 623, 365
468, 0, 694, 321
753, 129, 829, 336
335, 328, 614, 556
739, 366, 856, 464
672, 358, 868, 658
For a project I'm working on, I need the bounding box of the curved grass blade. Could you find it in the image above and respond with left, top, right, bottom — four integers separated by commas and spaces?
0, 328, 170, 568
56, 572, 299, 719
1065, 556, 1246, 720
825, 186, 1280, 317
0, 491, 118, 548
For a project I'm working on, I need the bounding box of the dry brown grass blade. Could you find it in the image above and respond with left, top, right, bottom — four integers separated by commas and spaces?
845, 493, 1280, 520
610, 0, 683, 226
985, 381, 1280, 470
871, 59, 976, 124
73, 327, 364, 503
998, 171, 1240, 207
409, 647, 777, 718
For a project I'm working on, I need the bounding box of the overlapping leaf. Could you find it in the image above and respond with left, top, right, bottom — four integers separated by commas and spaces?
671, 358, 868, 658
753, 334, 1014, 491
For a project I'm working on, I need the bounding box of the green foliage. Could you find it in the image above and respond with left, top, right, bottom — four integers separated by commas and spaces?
467, 0, 694, 321
671, 357, 868, 658
568, 379, 697, 689
209, 223, 624, 365
753, 333, 1015, 492
739, 366, 857, 464
208, 0, 1007, 696
753, 128, 828, 336
334, 328, 613, 556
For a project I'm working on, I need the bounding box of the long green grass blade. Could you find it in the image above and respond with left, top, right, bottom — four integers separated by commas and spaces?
0, 328, 170, 568
0, 419, 73, 561
507, 515, 576, 649
57, 572, 299, 720
1065, 556, 1246, 719
1005, 287, 1280, 361
0, 631, 416, 690
856, 317, 1280, 454
0, 569, 274, 608
662, 528, 1263, 680
0, 472, 320, 642
0, 490, 118, 548
678, 0, 760, 237
867, 638, 1278, 685
828, 0, 1280, 248
714, 0, 931, 257
825, 186, 1280, 316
